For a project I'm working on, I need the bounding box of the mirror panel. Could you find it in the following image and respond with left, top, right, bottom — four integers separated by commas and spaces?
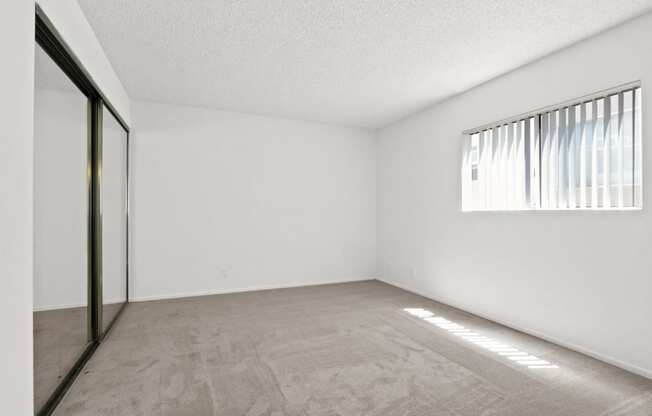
101, 106, 128, 333
33, 43, 91, 412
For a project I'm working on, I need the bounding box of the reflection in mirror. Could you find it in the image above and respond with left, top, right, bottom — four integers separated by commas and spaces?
101, 106, 128, 333
33, 43, 90, 411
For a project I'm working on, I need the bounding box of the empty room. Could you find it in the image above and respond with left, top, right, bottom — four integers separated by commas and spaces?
3, 0, 652, 415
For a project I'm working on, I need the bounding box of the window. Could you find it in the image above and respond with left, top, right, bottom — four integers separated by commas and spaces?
461, 84, 642, 211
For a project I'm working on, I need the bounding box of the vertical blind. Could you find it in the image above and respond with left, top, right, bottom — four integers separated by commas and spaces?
462, 85, 642, 211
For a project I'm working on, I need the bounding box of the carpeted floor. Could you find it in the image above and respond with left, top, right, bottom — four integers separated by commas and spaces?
54, 280, 652, 415
33, 306, 89, 411
34, 302, 124, 412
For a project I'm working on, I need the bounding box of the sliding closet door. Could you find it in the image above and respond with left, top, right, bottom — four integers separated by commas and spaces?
33, 43, 91, 411
100, 106, 129, 333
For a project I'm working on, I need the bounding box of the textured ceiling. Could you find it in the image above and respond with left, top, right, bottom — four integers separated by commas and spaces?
78, 0, 652, 128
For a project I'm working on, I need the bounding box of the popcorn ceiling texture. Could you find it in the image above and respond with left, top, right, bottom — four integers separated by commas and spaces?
78, 0, 652, 128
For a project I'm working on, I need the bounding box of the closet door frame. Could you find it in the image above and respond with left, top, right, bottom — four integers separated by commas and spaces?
35, 6, 130, 416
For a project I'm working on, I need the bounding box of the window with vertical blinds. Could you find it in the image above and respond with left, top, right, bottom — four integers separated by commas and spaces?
461, 84, 642, 211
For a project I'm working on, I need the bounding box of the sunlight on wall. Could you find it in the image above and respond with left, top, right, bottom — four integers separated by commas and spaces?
403, 308, 559, 369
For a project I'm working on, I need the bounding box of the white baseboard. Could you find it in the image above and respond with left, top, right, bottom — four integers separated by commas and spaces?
377, 276, 652, 381
33, 298, 126, 312
33, 302, 84, 312
131, 277, 376, 302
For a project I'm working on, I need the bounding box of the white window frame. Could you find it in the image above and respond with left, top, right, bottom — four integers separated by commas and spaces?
461, 82, 642, 212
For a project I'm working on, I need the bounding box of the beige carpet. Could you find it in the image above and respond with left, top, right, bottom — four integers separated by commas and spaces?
54, 280, 652, 415
34, 301, 125, 412
33, 306, 89, 411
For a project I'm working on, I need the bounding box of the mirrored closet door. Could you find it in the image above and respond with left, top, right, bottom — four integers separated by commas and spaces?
100, 106, 129, 334
33, 43, 91, 413
34, 11, 130, 415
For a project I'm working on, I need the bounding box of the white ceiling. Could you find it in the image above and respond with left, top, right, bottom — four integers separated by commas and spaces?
78, 0, 652, 128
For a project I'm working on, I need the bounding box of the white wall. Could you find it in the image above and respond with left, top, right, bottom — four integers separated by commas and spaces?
36, 0, 131, 126
377, 12, 652, 379
131, 101, 376, 300
0, 1, 34, 413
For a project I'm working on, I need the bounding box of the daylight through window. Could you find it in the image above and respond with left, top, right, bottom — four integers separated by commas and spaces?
462, 85, 642, 211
